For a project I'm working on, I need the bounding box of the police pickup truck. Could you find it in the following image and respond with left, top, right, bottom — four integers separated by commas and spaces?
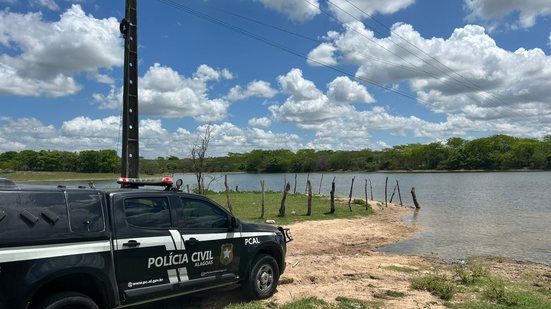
0, 177, 292, 309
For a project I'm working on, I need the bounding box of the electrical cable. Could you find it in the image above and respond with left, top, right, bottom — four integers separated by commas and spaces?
325, 0, 545, 122
156, 0, 426, 104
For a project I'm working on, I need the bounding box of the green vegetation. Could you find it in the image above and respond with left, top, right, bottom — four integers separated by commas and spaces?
454, 264, 488, 285
408, 263, 551, 308
411, 272, 457, 300
0, 149, 119, 173
226, 297, 383, 309
0, 171, 121, 182
206, 191, 373, 225
382, 265, 419, 274
2, 135, 551, 174
373, 290, 405, 299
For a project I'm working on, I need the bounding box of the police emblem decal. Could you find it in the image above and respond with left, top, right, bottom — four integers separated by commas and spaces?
220, 243, 233, 265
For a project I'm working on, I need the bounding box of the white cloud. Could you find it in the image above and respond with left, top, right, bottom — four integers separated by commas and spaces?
0, 5, 122, 97
61, 116, 120, 137
465, 0, 551, 28
328, 0, 415, 23
309, 22, 551, 132
94, 63, 233, 122
269, 68, 374, 125
255, 0, 320, 22
195, 64, 233, 81
327, 76, 374, 103
307, 43, 338, 66
1, 105, 549, 157
208, 123, 302, 153
248, 117, 272, 127
31, 0, 59, 10
227, 80, 278, 101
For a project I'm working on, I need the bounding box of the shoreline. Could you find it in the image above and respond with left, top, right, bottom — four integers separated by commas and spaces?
270, 201, 551, 308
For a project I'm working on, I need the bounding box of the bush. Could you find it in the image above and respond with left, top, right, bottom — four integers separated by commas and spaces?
482, 278, 526, 307
352, 198, 366, 205
411, 273, 456, 300
454, 265, 488, 285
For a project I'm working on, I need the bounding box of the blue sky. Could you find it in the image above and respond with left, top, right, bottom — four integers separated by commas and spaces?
1, 0, 550, 158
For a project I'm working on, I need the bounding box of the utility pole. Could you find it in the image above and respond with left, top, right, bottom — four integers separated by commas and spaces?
120, 0, 139, 181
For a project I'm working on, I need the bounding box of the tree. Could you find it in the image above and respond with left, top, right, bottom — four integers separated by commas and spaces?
190, 124, 212, 195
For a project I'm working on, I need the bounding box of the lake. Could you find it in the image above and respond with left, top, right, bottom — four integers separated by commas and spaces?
52, 171, 551, 265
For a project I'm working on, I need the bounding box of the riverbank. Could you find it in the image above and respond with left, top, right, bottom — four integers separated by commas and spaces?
266, 201, 551, 308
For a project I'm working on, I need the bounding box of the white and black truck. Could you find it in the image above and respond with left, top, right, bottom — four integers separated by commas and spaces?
0, 177, 292, 309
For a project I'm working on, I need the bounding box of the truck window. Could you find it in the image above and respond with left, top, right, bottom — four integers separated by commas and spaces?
0, 191, 68, 245
67, 192, 104, 232
123, 197, 171, 229
177, 198, 228, 229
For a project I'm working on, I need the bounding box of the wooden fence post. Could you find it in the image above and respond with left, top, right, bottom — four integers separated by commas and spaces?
364, 179, 369, 210
411, 187, 420, 209
224, 175, 233, 214
385, 176, 388, 207
293, 173, 297, 194
260, 180, 265, 219
318, 174, 324, 195
329, 176, 336, 214
306, 180, 312, 216
347, 176, 355, 212
396, 180, 403, 207
389, 182, 397, 203
369, 178, 373, 200
279, 182, 291, 217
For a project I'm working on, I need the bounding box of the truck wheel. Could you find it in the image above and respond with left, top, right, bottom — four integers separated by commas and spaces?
244, 254, 280, 300
37, 292, 98, 309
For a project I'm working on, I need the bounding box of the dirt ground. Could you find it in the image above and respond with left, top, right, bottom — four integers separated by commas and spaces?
270, 201, 447, 308
140, 201, 551, 308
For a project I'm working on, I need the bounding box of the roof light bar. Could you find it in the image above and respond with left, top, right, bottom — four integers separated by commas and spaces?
117, 177, 173, 187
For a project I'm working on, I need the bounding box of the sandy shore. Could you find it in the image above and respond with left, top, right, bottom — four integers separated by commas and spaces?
272, 201, 443, 308
270, 201, 551, 308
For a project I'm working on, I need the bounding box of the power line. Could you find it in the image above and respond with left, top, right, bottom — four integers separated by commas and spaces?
305, 0, 498, 101
158, 0, 545, 126
193, 1, 438, 78
156, 0, 427, 104
325, 0, 542, 122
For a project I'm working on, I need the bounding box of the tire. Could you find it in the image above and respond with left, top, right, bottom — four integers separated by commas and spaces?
244, 254, 280, 300
36, 292, 99, 309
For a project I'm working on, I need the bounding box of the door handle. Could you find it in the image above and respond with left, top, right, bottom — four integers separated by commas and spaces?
185, 237, 199, 246
123, 240, 140, 248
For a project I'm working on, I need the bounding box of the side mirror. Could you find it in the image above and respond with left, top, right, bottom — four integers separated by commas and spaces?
229, 216, 238, 231
175, 179, 183, 192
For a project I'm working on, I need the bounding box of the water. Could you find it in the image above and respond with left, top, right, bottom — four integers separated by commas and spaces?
39, 171, 551, 265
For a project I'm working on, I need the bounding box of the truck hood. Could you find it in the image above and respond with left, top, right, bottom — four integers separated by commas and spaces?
239, 220, 281, 233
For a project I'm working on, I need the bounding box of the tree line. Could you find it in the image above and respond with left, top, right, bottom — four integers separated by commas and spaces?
1, 135, 550, 174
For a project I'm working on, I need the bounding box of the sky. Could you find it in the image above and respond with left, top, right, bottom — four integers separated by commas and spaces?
1, 0, 551, 158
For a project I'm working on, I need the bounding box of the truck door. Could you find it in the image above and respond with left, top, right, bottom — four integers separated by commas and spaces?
174, 196, 241, 289
112, 194, 185, 303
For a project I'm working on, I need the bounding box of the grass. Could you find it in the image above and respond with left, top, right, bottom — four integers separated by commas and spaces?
409, 262, 551, 309
206, 191, 374, 225
454, 265, 489, 286
373, 290, 405, 300
226, 297, 384, 309
411, 273, 457, 300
